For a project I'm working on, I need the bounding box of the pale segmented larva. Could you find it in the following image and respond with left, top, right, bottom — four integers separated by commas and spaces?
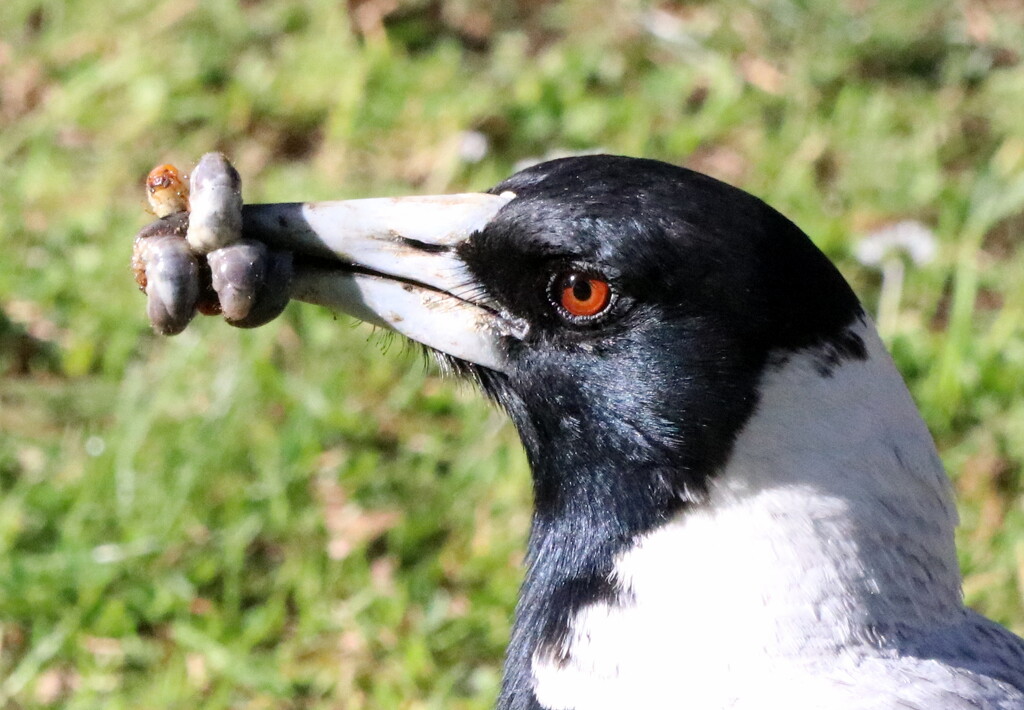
145, 163, 190, 218
134, 154, 292, 334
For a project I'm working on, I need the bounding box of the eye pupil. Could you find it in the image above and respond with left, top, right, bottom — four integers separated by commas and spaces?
572, 278, 592, 301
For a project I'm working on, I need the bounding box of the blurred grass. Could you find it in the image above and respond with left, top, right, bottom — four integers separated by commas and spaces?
1, 0, 1023, 707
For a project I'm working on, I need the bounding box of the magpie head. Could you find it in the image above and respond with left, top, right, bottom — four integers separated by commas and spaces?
446, 156, 865, 524
287, 151, 870, 599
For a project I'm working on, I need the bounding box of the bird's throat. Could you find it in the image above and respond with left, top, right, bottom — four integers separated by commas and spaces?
500, 320, 964, 710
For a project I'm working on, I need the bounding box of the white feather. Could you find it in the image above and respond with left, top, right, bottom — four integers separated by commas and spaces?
532, 319, 1024, 709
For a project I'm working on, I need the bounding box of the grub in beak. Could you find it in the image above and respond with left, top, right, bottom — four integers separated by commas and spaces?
133, 154, 522, 371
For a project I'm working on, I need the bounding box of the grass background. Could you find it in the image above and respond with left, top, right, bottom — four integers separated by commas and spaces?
2, 0, 1023, 707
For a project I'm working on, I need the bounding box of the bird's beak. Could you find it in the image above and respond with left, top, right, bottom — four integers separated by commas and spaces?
240, 193, 523, 372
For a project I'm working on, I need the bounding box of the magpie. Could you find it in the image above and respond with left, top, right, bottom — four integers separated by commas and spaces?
135, 154, 1024, 709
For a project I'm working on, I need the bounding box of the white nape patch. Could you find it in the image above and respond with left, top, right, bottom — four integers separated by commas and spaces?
532, 320, 970, 710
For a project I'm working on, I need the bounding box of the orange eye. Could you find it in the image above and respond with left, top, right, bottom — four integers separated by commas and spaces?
556, 272, 612, 319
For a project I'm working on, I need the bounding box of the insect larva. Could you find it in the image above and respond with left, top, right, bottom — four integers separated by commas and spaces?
186, 152, 243, 254
135, 153, 291, 333
146, 163, 190, 218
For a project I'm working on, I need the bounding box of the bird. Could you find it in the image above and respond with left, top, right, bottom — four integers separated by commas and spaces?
136, 154, 1024, 709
